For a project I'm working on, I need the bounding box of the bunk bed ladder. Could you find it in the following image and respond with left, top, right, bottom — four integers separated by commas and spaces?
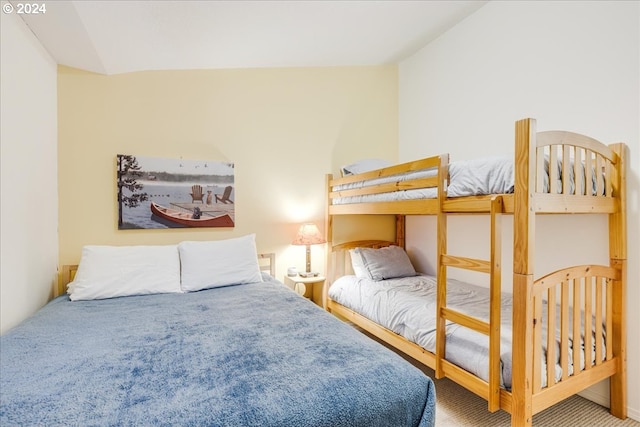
436, 195, 504, 412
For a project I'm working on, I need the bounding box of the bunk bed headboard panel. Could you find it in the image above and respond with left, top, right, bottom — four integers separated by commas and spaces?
530, 264, 622, 413
533, 130, 620, 213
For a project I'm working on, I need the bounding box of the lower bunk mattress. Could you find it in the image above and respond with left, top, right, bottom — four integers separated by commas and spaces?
1, 277, 435, 427
329, 274, 601, 390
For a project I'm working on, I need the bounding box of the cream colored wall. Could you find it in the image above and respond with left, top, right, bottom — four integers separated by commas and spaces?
0, 13, 59, 334
398, 0, 639, 420
58, 65, 398, 279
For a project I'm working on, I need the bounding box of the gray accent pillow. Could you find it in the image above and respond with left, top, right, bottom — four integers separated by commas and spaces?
351, 246, 417, 281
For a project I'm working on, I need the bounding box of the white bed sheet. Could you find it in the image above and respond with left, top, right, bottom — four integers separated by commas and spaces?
329, 274, 598, 390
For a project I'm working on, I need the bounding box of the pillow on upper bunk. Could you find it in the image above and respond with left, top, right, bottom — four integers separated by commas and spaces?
67, 245, 182, 301
350, 245, 417, 281
542, 154, 599, 195
341, 158, 392, 177
178, 234, 263, 292
447, 155, 515, 197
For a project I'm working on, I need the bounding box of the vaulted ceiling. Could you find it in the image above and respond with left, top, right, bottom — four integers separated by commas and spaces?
16, 0, 486, 75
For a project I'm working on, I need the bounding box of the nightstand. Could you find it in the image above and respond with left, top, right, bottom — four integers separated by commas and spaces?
284, 275, 325, 306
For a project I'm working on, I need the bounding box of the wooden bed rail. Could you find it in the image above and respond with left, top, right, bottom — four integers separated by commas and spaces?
329, 155, 444, 187
327, 154, 448, 216
57, 264, 78, 296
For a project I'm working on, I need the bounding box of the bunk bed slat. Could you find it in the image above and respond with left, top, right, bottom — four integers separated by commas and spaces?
533, 295, 543, 393
441, 254, 491, 273
606, 280, 613, 361
546, 288, 557, 388
596, 155, 605, 197
595, 277, 604, 365
562, 145, 571, 195
560, 281, 570, 381
441, 307, 490, 335
572, 278, 582, 375
549, 146, 559, 194
574, 147, 583, 195
585, 151, 593, 197
584, 278, 593, 371
605, 159, 613, 197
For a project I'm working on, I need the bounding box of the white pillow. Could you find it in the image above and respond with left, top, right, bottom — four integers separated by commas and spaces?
351, 245, 417, 281
68, 245, 182, 301
178, 234, 263, 292
349, 248, 370, 279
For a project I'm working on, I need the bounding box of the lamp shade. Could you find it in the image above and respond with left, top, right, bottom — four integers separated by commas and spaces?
292, 223, 326, 246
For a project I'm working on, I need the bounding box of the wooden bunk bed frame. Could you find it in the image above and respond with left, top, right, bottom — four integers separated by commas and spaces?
324, 118, 627, 427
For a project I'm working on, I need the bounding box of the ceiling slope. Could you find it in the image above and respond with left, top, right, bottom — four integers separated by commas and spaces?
15, 0, 486, 75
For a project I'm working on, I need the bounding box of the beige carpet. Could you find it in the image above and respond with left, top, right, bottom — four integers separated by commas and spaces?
355, 326, 639, 427
426, 367, 638, 427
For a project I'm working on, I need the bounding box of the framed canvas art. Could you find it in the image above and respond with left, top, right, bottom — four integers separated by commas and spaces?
117, 154, 235, 229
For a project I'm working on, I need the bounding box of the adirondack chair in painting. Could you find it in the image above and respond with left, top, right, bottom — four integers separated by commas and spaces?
190, 185, 205, 203
215, 186, 234, 204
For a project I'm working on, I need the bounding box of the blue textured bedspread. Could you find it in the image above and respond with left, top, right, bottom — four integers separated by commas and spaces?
1, 277, 435, 427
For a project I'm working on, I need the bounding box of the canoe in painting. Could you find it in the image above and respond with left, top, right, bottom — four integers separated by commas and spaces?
150, 202, 234, 228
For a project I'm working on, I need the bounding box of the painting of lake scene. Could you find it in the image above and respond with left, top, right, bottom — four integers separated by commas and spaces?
117, 154, 235, 229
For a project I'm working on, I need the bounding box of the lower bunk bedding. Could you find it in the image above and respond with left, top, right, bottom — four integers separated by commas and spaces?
329, 274, 600, 390
1, 274, 436, 427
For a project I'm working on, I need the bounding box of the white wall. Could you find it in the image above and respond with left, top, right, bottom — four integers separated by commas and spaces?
0, 13, 59, 334
399, 0, 639, 420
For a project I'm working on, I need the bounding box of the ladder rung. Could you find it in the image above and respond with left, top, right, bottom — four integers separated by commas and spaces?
441, 307, 490, 335
441, 254, 491, 273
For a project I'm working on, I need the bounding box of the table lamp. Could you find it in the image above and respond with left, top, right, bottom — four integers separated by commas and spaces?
292, 222, 326, 277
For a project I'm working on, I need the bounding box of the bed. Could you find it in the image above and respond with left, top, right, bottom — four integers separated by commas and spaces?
0, 236, 436, 427
324, 118, 627, 427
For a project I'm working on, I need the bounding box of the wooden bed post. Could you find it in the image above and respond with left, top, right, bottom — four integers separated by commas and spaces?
324, 174, 334, 310
396, 215, 406, 248
511, 118, 536, 427
435, 154, 448, 380
609, 143, 627, 419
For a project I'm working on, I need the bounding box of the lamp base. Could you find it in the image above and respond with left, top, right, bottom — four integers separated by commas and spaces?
298, 271, 319, 278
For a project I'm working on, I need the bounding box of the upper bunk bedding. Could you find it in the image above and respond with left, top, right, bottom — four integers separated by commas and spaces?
332, 154, 602, 206
1, 256, 436, 427
333, 156, 514, 204
329, 274, 602, 391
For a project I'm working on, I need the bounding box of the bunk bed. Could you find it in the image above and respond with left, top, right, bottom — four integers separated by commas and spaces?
324, 118, 627, 427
